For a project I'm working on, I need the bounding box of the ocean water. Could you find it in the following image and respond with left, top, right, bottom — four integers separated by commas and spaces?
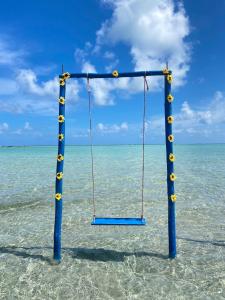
0, 144, 225, 299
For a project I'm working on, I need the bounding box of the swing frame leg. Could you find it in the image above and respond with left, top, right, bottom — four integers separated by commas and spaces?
164, 74, 176, 259
53, 77, 66, 264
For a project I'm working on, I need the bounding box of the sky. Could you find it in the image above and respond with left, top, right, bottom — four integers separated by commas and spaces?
0, 0, 225, 145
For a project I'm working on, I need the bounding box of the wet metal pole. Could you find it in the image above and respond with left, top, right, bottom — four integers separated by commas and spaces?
164, 71, 177, 258
53, 72, 69, 263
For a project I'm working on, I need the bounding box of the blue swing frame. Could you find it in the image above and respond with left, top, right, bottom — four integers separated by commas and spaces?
53, 69, 176, 263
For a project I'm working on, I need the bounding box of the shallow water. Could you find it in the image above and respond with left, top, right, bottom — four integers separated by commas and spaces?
1, 144, 225, 299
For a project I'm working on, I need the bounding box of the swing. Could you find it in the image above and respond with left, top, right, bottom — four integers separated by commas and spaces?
87, 76, 149, 226
53, 68, 177, 262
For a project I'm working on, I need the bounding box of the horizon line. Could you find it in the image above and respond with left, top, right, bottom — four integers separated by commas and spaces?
1, 143, 225, 147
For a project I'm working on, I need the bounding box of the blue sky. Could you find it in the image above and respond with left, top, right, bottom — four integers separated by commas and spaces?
0, 0, 225, 145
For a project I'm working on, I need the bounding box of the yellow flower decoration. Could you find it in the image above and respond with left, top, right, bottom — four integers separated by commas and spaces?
170, 173, 176, 181
56, 172, 63, 180
167, 116, 174, 124
57, 154, 64, 162
58, 133, 64, 141
169, 153, 175, 162
59, 78, 65, 86
167, 94, 174, 103
59, 97, 65, 105
168, 134, 174, 142
167, 74, 173, 84
58, 115, 65, 123
55, 193, 62, 201
112, 70, 119, 77
62, 72, 70, 80
170, 194, 177, 202
162, 68, 169, 75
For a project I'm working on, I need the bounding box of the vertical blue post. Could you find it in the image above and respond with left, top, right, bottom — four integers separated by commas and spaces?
164, 71, 176, 258
53, 73, 68, 263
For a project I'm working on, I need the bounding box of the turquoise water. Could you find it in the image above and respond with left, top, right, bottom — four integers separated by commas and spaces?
1, 144, 225, 299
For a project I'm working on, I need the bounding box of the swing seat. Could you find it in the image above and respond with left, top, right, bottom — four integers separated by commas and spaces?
91, 217, 146, 226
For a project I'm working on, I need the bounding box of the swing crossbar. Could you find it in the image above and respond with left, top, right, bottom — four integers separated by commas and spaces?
91, 217, 146, 226
61, 70, 171, 79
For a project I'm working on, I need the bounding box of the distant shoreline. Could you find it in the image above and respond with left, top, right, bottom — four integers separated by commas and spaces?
1, 143, 225, 147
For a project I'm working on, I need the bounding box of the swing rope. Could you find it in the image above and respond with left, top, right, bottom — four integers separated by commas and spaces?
87, 77, 96, 218
141, 75, 149, 218
87, 75, 148, 220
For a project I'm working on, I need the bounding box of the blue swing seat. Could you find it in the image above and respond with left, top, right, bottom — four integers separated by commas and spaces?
91, 217, 146, 226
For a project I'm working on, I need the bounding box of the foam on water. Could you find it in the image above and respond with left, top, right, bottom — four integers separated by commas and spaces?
0, 145, 225, 299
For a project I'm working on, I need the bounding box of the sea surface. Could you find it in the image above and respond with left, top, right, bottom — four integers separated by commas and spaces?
1, 144, 225, 299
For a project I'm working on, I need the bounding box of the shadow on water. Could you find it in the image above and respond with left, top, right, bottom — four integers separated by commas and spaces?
0, 246, 51, 263
68, 248, 168, 262
0, 246, 167, 263
1, 238, 224, 263
177, 237, 225, 247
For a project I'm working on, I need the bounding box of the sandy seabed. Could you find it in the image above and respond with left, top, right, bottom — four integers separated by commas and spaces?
1, 145, 225, 299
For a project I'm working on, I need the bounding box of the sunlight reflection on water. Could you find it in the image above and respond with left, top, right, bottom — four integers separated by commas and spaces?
0, 145, 225, 299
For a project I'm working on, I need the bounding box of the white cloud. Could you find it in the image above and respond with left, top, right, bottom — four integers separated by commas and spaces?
0, 35, 79, 115
74, 0, 190, 106
97, 121, 128, 133
17, 69, 79, 98
0, 78, 19, 95
16, 69, 60, 97
97, 123, 105, 131
209, 91, 225, 124
11, 122, 43, 137
0, 122, 9, 134
13, 128, 23, 135
104, 51, 116, 60
0, 97, 58, 115
149, 91, 225, 137
24, 122, 32, 130
0, 35, 80, 116
17, 69, 51, 96
0, 69, 80, 115
0, 37, 25, 66
12, 122, 32, 135
16, 68, 80, 101
73, 132, 88, 138
82, 61, 131, 105
82, 61, 114, 105
74, 42, 93, 63
96, 0, 191, 88
105, 59, 119, 73
120, 122, 128, 130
